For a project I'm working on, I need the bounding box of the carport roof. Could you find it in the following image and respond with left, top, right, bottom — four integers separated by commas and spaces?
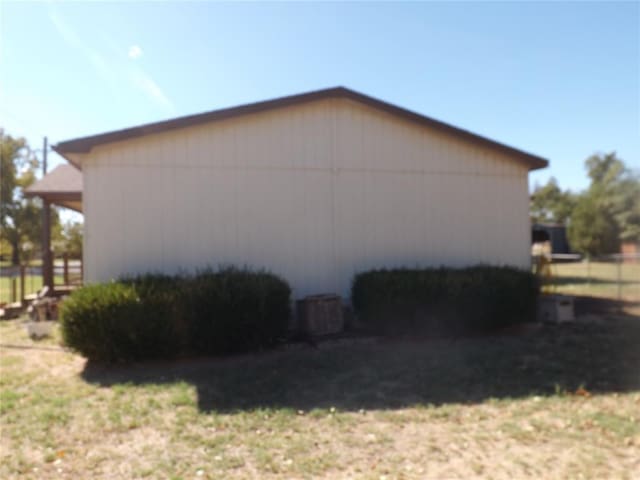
24, 164, 83, 212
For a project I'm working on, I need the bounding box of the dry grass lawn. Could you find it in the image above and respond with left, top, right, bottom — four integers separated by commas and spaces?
1, 298, 640, 479
549, 261, 640, 301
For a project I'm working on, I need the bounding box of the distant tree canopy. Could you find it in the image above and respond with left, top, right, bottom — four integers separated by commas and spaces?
0, 130, 62, 264
59, 221, 83, 258
530, 177, 576, 225
532, 152, 640, 257
568, 194, 620, 257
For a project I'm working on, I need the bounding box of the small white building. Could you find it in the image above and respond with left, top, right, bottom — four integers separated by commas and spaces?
52, 87, 548, 298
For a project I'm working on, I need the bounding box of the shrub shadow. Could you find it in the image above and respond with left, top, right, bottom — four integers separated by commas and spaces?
550, 276, 638, 286
80, 296, 640, 413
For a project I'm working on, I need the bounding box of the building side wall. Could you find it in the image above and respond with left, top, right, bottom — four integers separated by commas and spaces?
83, 98, 531, 298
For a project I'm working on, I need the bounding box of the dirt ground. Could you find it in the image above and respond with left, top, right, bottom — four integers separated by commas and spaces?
1, 297, 639, 479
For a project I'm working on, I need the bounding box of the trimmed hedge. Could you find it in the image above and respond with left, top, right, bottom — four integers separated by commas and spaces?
60, 267, 291, 363
60, 281, 179, 363
186, 268, 291, 355
351, 265, 539, 336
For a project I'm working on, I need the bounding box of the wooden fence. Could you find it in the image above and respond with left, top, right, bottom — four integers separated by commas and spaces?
0, 254, 82, 304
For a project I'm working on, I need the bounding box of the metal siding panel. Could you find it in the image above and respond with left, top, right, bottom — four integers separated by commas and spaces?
120, 166, 149, 276
299, 171, 334, 296
84, 98, 532, 298
158, 143, 178, 273
203, 167, 240, 266
170, 166, 196, 270
93, 165, 124, 281
82, 164, 95, 283
333, 171, 365, 297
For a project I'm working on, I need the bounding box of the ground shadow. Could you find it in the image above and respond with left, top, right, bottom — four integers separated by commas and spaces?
550, 276, 638, 286
81, 296, 640, 413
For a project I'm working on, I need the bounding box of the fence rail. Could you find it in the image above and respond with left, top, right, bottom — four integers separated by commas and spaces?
0, 256, 82, 304
4, 253, 638, 305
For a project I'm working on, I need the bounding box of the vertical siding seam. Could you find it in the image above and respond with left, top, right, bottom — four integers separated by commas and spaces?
83, 165, 90, 282
168, 142, 177, 271
521, 173, 531, 268
117, 152, 124, 278
362, 105, 369, 268
232, 122, 239, 256
331, 100, 338, 294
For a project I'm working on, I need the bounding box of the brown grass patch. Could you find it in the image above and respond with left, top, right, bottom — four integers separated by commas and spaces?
1, 305, 639, 479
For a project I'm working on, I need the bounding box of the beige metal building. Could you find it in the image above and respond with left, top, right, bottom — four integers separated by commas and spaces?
53, 87, 548, 298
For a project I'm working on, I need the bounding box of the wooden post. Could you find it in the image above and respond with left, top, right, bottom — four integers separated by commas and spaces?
63, 252, 69, 286
11, 277, 16, 303
41, 137, 54, 293
43, 199, 53, 290
617, 255, 622, 302
20, 265, 26, 305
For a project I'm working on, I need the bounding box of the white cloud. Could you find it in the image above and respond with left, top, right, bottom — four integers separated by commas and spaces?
128, 45, 143, 60
50, 9, 172, 113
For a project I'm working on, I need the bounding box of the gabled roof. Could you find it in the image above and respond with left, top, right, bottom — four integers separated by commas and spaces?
53, 86, 548, 170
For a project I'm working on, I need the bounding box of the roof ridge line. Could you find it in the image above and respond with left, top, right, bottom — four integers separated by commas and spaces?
53, 86, 548, 171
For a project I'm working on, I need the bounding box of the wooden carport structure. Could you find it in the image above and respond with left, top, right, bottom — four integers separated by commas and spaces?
24, 164, 83, 290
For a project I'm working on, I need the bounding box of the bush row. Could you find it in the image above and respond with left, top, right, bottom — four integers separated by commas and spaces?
61, 264, 538, 362
351, 265, 538, 336
60, 267, 291, 363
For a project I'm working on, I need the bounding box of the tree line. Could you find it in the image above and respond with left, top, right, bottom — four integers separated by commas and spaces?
530, 153, 640, 257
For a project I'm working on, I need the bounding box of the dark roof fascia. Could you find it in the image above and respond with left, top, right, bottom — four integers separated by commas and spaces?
53, 88, 348, 159
24, 191, 82, 201
342, 89, 548, 170
53, 87, 549, 170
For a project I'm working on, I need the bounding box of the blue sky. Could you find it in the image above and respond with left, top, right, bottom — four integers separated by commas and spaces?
1, 1, 638, 198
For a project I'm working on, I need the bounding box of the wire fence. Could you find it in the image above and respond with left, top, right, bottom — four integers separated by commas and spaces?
3, 253, 638, 304
534, 253, 640, 302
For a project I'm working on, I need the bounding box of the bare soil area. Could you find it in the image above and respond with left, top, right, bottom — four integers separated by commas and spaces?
1, 298, 639, 479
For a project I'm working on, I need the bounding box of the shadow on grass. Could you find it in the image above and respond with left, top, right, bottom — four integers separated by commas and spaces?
81, 297, 640, 413
550, 276, 639, 286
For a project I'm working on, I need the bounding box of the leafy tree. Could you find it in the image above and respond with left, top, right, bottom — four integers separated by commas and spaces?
58, 221, 83, 258
618, 189, 640, 242
530, 177, 575, 224
610, 170, 640, 243
0, 130, 60, 265
0, 130, 29, 228
567, 194, 619, 256
567, 152, 640, 256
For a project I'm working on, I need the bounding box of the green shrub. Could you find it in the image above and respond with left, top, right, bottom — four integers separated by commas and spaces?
120, 272, 179, 299
60, 267, 292, 363
60, 281, 179, 363
187, 267, 291, 355
351, 265, 538, 336
121, 273, 190, 352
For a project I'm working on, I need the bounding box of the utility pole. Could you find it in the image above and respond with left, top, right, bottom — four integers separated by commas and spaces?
42, 136, 53, 291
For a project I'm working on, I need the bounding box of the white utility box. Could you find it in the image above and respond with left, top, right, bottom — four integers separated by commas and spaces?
538, 294, 575, 323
